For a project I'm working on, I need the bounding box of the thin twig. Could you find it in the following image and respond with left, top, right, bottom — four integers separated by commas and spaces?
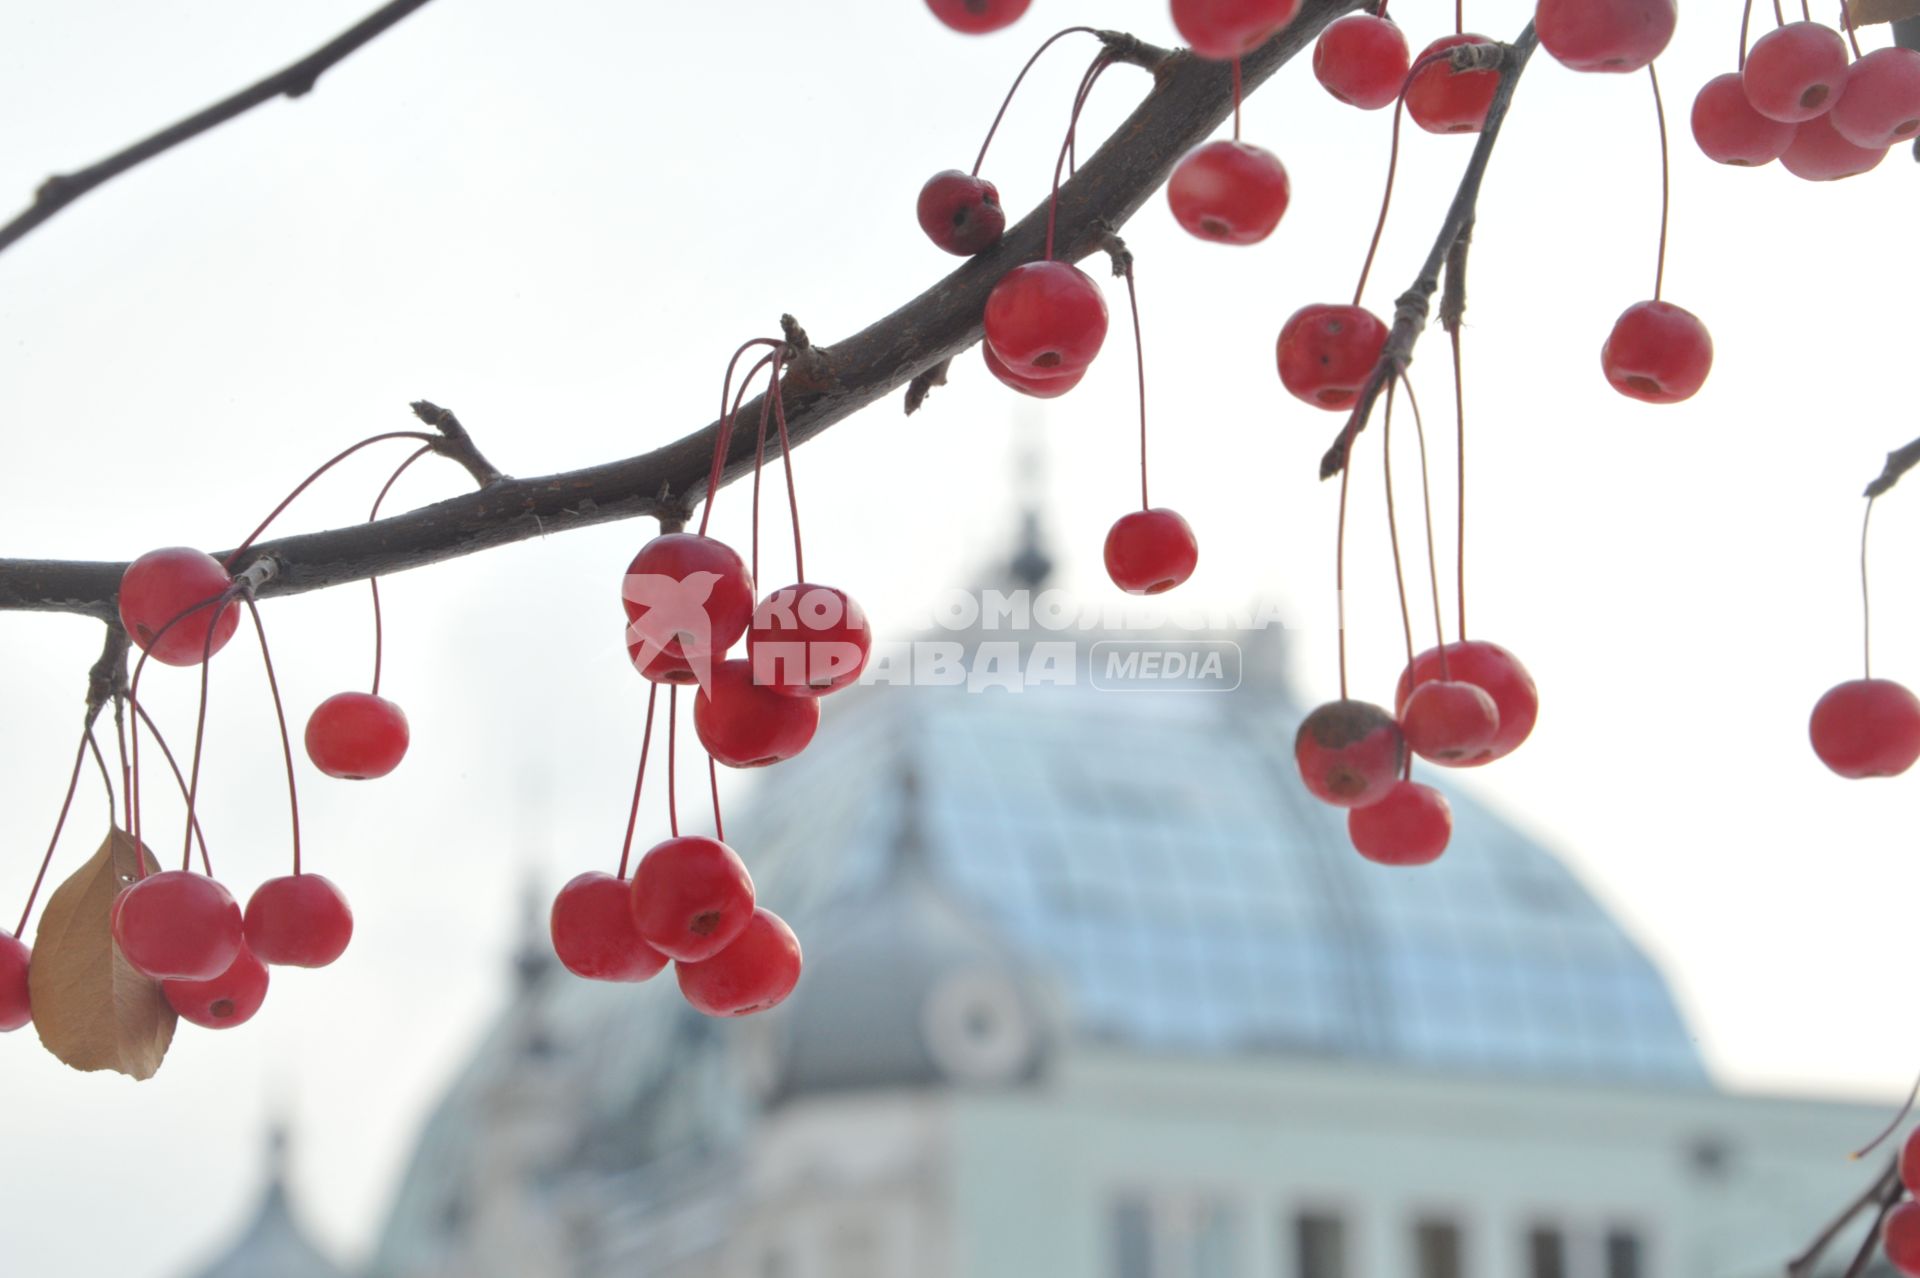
0, 0, 439, 258
1865, 434, 1920, 498
1320, 25, 1539, 481
1786, 1158, 1901, 1278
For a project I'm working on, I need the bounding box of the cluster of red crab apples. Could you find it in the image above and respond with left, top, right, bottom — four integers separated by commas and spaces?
544, 534, 873, 1017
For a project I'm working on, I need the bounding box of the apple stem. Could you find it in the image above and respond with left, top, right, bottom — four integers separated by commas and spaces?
1450, 328, 1468, 648
617, 682, 660, 880
769, 349, 807, 584
1122, 260, 1150, 511
224, 431, 438, 570
129, 702, 208, 874
12, 728, 92, 938
367, 444, 434, 697
179, 588, 246, 873
1400, 373, 1453, 684
1335, 460, 1354, 702
700, 339, 784, 538
972, 26, 1101, 177
1232, 57, 1243, 142
1046, 50, 1115, 262
708, 754, 725, 843
1738, 0, 1757, 70
1862, 497, 1878, 680
666, 685, 681, 840
1355, 49, 1453, 306
1839, 1, 1863, 60
1649, 63, 1670, 304
1381, 382, 1416, 672
240, 598, 302, 877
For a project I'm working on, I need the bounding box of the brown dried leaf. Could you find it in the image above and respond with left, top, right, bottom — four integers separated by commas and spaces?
1849, 0, 1920, 26
29, 829, 175, 1079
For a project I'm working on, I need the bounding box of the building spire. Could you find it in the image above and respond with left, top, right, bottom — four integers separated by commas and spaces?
1007, 411, 1053, 591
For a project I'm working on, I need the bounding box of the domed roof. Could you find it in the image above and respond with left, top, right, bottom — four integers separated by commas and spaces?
182, 1130, 352, 1278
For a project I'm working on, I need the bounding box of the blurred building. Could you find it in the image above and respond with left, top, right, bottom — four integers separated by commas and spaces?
195, 551, 1895, 1278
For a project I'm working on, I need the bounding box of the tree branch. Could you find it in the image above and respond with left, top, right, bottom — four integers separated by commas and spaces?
0, 0, 439, 258
1866, 435, 1920, 498
1787, 1158, 1902, 1278
0, 0, 1364, 623
1319, 24, 1539, 480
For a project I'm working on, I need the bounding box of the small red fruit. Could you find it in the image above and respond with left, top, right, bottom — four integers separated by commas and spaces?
1535, 0, 1675, 74
983, 261, 1109, 381
694, 658, 822, 767
550, 872, 668, 982
1348, 780, 1453, 866
305, 692, 409, 780
162, 941, 269, 1029
1406, 34, 1503, 134
1104, 509, 1199, 595
1276, 303, 1389, 410
926, 0, 1031, 35
982, 342, 1088, 399
1171, 0, 1302, 60
1294, 700, 1406, 809
622, 534, 756, 674
1166, 141, 1291, 245
112, 870, 244, 981
1313, 14, 1412, 110
1779, 113, 1890, 181
1399, 679, 1500, 764
1691, 72, 1797, 166
1830, 47, 1920, 149
1809, 678, 1920, 778
1886, 1201, 1920, 1278
243, 874, 353, 968
675, 907, 803, 1018
118, 548, 239, 668
1901, 1126, 1920, 1196
630, 836, 756, 963
1601, 301, 1713, 404
746, 584, 873, 697
1742, 21, 1849, 122
0, 934, 29, 1032
1395, 641, 1538, 767
918, 170, 1006, 255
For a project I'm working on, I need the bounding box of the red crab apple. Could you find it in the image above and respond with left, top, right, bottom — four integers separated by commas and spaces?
118, 548, 239, 667
1294, 700, 1406, 809
551, 872, 668, 982
1779, 114, 1890, 181
1104, 509, 1199, 595
983, 261, 1109, 382
162, 941, 269, 1030
925, 0, 1030, 35
1170, 0, 1301, 60
747, 584, 873, 697
1276, 304, 1389, 411
1601, 301, 1713, 404
1166, 141, 1291, 245
1399, 679, 1500, 764
629, 836, 756, 963
1885, 1201, 1920, 1277
623, 534, 756, 672
695, 659, 821, 767
1742, 21, 1850, 123
1406, 34, 1502, 134
1901, 1126, 1920, 1195
1809, 678, 1920, 779
917, 170, 1005, 255
305, 692, 409, 780
243, 874, 353, 968
1313, 13, 1411, 110
1348, 780, 1452, 866
112, 870, 243, 981
1691, 72, 1797, 166
1535, 0, 1675, 74
982, 343, 1087, 399
0, 934, 29, 1032
1395, 641, 1537, 767
1829, 47, 1920, 149
675, 907, 803, 1018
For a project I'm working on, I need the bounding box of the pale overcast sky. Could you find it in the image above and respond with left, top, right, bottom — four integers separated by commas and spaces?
3, 1, 1919, 1274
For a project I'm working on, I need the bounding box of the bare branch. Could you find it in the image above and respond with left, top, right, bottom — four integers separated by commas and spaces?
1787, 1158, 1901, 1278
410, 401, 506, 488
0, 1, 1365, 622
1866, 436, 1920, 498
1320, 23, 1539, 480
0, 0, 438, 258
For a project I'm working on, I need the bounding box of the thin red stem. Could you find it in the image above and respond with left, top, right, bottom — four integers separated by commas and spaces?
667, 685, 680, 839
1232, 56, 1243, 142
224, 431, 435, 569
769, 352, 806, 583
125, 590, 236, 856
1649, 63, 1670, 303
1840, 2, 1863, 59
1335, 458, 1354, 701
699, 339, 783, 537
1123, 261, 1150, 510
1356, 51, 1455, 305
368, 444, 434, 696
1456, 0, 1464, 34
1451, 328, 1468, 645
617, 682, 660, 879
708, 754, 725, 842
179, 589, 234, 872
1047, 50, 1115, 261
1772, 0, 1786, 26
13, 729, 92, 938
1381, 383, 1416, 674
973, 26, 1101, 176
1402, 374, 1451, 681
1851, 1067, 1920, 1160
1738, 0, 1758, 67
1862, 497, 1877, 679
131, 702, 211, 875
242, 599, 302, 875
113, 702, 132, 834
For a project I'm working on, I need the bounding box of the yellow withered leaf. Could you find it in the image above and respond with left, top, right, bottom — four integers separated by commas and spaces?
28, 829, 175, 1079
1849, 0, 1920, 26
